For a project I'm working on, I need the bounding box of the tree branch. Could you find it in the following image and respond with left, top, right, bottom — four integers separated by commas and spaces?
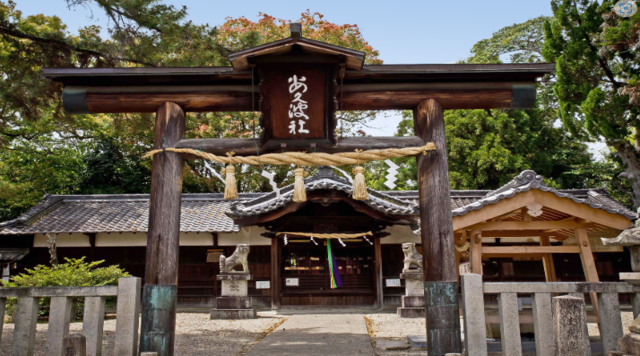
0, 22, 157, 67
571, 0, 621, 90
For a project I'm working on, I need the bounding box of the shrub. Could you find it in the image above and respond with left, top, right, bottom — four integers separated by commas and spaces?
3, 257, 130, 319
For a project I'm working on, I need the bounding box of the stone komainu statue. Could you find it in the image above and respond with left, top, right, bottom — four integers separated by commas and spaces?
219, 244, 250, 273
402, 242, 423, 273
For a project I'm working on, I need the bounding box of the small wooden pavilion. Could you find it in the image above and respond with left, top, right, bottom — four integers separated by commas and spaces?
40, 23, 555, 356
452, 171, 635, 282
452, 171, 636, 316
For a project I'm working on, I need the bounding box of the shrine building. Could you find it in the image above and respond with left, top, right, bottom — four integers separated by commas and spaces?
0, 168, 635, 308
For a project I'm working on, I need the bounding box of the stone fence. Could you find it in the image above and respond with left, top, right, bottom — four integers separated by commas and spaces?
0, 277, 141, 356
461, 273, 636, 356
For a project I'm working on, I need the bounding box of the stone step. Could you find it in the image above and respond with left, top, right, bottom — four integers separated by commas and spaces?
210, 309, 256, 319
401, 296, 425, 308
397, 307, 425, 318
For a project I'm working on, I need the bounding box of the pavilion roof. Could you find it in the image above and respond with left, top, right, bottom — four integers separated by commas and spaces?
451, 170, 637, 220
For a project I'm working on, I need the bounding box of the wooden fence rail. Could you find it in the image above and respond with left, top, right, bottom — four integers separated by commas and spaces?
461, 274, 635, 356
1, 277, 141, 356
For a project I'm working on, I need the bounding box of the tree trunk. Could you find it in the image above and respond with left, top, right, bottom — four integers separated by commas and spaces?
612, 140, 640, 208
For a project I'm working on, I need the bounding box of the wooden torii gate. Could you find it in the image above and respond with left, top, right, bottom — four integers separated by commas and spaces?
43, 23, 554, 356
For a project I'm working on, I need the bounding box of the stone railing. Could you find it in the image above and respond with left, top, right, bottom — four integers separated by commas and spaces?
461, 273, 635, 356
0, 277, 141, 356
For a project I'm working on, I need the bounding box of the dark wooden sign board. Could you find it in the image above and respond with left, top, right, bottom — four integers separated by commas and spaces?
258, 63, 338, 148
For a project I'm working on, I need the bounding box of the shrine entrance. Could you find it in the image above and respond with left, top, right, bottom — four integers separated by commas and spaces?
227, 166, 420, 308
281, 240, 376, 306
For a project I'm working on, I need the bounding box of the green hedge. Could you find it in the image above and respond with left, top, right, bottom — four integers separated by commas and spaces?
3, 257, 130, 320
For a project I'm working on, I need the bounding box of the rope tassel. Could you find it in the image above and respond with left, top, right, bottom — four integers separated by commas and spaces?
222, 165, 238, 200
293, 167, 307, 202
352, 165, 368, 200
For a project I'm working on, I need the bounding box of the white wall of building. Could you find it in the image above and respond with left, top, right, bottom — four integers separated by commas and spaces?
33, 229, 268, 247
34, 233, 91, 247
218, 227, 270, 246
381, 225, 420, 244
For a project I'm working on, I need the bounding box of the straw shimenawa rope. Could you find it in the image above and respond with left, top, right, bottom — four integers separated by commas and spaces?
454, 240, 470, 252
142, 143, 436, 167
276, 231, 373, 239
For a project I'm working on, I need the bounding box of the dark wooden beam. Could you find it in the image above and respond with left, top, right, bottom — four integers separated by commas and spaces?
414, 99, 462, 354
374, 236, 383, 309
175, 136, 425, 156
271, 238, 281, 310
87, 233, 96, 263
139, 102, 185, 356
61, 81, 536, 114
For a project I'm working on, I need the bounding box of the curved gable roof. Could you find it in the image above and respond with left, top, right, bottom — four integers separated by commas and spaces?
226, 166, 418, 219
451, 170, 637, 220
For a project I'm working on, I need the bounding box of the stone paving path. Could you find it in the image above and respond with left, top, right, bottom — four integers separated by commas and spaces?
245, 313, 375, 356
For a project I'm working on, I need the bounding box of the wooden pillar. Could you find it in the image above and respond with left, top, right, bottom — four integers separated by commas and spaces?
271, 237, 281, 310
413, 99, 462, 355
87, 233, 96, 263
470, 230, 483, 275
374, 235, 383, 309
575, 228, 600, 319
540, 236, 557, 282
139, 102, 185, 356
521, 207, 557, 282
455, 250, 461, 282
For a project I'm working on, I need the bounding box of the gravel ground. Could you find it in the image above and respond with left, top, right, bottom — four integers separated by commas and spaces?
365, 311, 637, 356
0, 312, 286, 356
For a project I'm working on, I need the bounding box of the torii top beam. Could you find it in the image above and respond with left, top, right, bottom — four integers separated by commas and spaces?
43, 24, 554, 115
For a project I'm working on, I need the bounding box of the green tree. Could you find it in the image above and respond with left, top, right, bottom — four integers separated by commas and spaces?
384, 16, 594, 192
391, 108, 592, 191
543, 0, 640, 207
0, 3, 384, 220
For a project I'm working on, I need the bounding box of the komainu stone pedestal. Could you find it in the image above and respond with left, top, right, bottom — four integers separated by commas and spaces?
210, 273, 256, 319
397, 272, 425, 318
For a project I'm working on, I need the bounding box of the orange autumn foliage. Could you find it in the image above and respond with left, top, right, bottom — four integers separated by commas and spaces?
218, 11, 383, 65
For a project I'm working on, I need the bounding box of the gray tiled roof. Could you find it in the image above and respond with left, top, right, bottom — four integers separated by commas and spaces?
0, 170, 635, 235
0, 194, 260, 235
449, 170, 638, 220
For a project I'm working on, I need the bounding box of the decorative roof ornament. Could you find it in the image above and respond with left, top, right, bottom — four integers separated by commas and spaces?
602, 207, 640, 246
526, 203, 544, 218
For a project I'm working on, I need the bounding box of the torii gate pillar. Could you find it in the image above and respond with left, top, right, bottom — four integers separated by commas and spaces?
140, 102, 186, 356
414, 99, 462, 355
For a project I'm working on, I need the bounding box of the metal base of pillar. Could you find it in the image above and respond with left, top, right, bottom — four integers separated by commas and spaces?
139, 285, 178, 356
424, 281, 462, 355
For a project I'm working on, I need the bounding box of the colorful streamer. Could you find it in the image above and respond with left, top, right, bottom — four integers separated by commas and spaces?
327, 239, 343, 289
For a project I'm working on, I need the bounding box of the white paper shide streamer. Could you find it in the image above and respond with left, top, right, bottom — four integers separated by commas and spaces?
384, 159, 399, 189
261, 170, 282, 198
203, 161, 226, 184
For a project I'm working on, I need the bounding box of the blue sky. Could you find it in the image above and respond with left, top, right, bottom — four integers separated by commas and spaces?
17, 0, 554, 65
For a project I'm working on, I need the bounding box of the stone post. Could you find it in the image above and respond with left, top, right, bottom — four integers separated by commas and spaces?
397, 242, 426, 318
603, 223, 640, 355
552, 296, 591, 356
63, 335, 87, 356
397, 272, 425, 318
